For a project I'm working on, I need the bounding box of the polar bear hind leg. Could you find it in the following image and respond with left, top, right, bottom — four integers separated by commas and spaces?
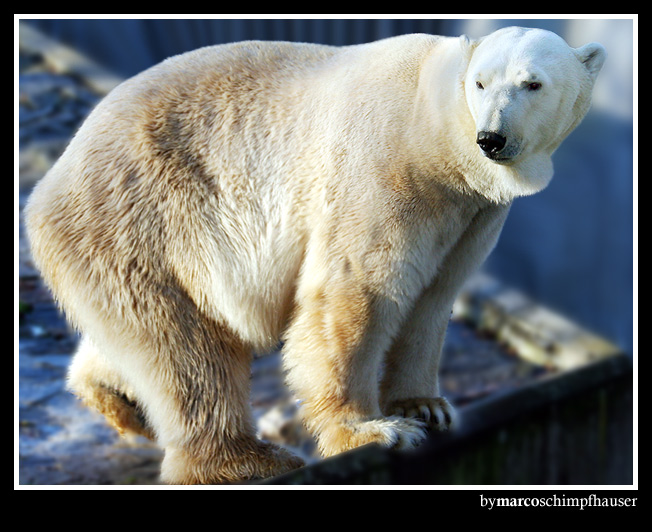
67, 300, 303, 485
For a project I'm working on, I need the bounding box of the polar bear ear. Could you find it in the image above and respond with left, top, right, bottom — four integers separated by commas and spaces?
575, 42, 607, 80
459, 34, 478, 59
459, 34, 477, 48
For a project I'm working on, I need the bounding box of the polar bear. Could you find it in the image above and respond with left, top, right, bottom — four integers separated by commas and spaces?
25, 26, 605, 484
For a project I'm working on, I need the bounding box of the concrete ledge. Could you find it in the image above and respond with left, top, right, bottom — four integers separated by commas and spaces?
262, 354, 633, 485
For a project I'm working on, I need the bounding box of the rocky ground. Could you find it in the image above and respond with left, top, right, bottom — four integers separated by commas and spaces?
17, 25, 554, 486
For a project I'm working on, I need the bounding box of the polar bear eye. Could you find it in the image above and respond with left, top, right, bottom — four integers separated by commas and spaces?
527, 82, 542, 91
475, 81, 484, 90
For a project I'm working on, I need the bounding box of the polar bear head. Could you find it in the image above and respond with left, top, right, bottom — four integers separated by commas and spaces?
462, 26, 605, 199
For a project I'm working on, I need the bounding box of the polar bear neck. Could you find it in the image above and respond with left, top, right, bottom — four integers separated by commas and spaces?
409, 37, 555, 205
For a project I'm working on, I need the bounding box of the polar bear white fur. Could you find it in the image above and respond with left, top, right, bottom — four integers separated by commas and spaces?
25, 26, 605, 484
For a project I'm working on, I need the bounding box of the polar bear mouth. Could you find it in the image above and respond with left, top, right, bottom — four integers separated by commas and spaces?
485, 153, 511, 162
486, 153, 515, 164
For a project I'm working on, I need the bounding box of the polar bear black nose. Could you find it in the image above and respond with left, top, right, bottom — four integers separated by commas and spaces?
476, 131, 507, 155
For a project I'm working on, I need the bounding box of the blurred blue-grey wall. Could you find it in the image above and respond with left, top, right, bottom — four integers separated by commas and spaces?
22, 18, 635, 355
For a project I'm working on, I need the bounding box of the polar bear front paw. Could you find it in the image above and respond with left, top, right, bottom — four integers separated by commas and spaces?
365, 416, 429, 450
316, 416, 428, 457
386, 397, 457, 431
